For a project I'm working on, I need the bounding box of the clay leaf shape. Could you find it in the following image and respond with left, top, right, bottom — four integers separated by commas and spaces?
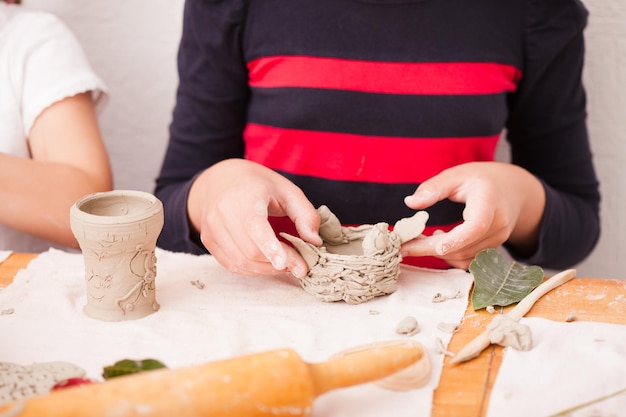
393, 211, 429, 244
469, 248, 544, 310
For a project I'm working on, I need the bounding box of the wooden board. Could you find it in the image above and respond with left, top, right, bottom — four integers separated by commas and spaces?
432, 277, 626, 417
0, 252, 38, 287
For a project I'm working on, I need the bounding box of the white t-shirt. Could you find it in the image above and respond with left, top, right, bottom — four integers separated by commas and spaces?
0, 5, 108, 252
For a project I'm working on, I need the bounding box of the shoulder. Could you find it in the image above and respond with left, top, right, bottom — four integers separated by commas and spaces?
4, 9, 71, 34
181, 0, 249, 50
1, 10, 107, 136
2, 10, 82, 54
522, 0, 587, 71
0, 10, 95, 84
525, 0, 588, 34
184, 0, 248, 26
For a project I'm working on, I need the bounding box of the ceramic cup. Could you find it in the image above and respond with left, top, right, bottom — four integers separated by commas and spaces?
70, 190, 164, 321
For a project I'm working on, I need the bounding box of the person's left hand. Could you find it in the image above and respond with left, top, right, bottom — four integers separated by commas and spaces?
401, 162, 546, 269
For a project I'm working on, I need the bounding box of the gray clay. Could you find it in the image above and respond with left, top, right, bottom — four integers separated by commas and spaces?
281, 206, 429, 304
437, 322, 460, 334
70, 190, 164, 321
396, 316, 420, 336
486, 315, 533, 351
0, 361, 85, 406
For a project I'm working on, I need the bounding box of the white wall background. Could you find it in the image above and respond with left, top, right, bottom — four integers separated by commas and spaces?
25, 0, 183, 194
23, 0, 626, 279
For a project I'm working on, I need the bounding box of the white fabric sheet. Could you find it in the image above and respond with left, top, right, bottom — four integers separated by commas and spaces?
487, 317, 626, 417
0, 248, 473, 416
0, 251, 11, 266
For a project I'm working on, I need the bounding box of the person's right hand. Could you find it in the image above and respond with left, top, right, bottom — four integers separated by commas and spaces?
187, 158, 322, 278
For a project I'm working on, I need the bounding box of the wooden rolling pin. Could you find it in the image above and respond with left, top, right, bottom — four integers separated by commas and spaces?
2, 342, 423, 417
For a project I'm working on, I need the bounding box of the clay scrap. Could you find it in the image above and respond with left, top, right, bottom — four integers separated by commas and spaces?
486, 315, 532, 351
396, 316, 420, 336
0, 361, 86, 406
281, 205, 429, 304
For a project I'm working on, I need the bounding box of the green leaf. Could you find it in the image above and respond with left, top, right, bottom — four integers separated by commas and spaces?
469, 248, 544, 310
102, 358, 167, 380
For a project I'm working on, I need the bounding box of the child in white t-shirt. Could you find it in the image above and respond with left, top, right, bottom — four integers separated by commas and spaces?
0, 1, 112, 252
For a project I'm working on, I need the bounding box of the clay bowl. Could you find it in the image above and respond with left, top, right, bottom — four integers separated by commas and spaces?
280, 206, 428, 305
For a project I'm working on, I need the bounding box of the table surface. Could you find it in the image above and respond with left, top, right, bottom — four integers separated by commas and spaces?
1, 252, 625, 417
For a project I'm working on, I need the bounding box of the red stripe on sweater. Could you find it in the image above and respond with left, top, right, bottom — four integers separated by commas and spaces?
244, 123, 499, 183
248, 56, 520, 95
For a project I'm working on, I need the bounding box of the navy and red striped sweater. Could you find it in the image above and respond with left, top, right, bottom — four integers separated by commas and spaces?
155, 0, 600, 270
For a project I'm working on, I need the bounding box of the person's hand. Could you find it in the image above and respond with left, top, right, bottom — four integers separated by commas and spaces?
401, 162, 546, 269
187, 159, 322, 277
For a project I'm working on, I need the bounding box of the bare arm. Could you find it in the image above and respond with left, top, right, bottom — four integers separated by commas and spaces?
0, 92, 112, 248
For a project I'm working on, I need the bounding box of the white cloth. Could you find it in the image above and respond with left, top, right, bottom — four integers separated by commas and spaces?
487, 317, 626, 417
0, 5, 108, 252
0, 248, 473, 416
0, 251, 11, 266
